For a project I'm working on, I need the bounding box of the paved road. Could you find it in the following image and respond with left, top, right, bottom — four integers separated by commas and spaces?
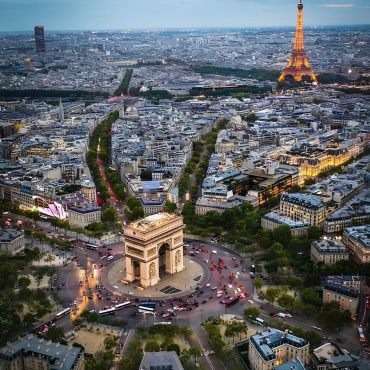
52, 239, 366, 367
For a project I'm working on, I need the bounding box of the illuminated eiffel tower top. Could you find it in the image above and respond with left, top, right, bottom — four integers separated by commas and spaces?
278, 0, 317, 83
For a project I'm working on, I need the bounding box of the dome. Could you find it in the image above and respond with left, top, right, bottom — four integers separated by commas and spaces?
24, 55, 31, 63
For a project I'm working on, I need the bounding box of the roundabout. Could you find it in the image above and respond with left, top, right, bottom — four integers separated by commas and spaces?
104, 254, 210, 299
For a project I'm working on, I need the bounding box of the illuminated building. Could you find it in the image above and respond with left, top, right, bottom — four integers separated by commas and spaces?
323, 276, 358, 318
68, 203, 101, 228
342, 225, 370, 263
280, 193, 326, 227
123, 212, 184, 287
246, 169, 292, 207
34, 26, 46, 53
249, 328, 310, 370
278, 1, 317, 82
310, 239, 349, 265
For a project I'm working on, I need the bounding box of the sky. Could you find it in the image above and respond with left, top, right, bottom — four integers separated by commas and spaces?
0, 0, 369, 32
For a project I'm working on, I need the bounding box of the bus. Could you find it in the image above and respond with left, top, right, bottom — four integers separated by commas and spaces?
55, 308, 71, 320
115, 301, 131, 311
86, 243, 100, 250
358, 327, 366, 343
256, 318, 265, 326
99, 308, 116, 316
138, 301, 156, 308
139, 306, 156, 315
226, 297, 240, 308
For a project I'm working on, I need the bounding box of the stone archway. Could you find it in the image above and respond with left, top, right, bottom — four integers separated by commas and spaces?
158, 243, 170, 278
132, 260, 141, 281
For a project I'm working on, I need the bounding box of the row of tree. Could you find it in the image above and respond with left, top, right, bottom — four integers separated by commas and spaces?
114, 69, 133, 96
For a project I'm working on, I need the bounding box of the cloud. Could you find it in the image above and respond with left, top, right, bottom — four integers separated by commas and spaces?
319, 4, 354, 7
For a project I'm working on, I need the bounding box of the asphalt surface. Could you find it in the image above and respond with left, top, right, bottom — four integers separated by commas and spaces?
46, 238, 368, 368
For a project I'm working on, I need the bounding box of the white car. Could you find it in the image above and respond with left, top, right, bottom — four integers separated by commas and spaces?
313, 326, 322, 331
206, 283, 211, 288
277, 313, 286, 318
173, 306, 180, 310
248, 300, 254, 304
212, 250, 217, 254
285, 313, 292, 318
195, 251, 200, 254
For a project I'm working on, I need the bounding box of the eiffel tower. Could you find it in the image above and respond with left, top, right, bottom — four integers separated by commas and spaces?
278, 0, 317, 82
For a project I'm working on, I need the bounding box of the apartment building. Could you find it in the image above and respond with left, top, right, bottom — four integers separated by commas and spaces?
323, 276, 359, 318
68, 203, 101, 228
0, 335, 84, 370
280, 193, 326, 227
0, 228, 25, 255
310, 239, 349, 265
261, 212, 310, 237
249, 328, 310, 370
342, 225, 370, 263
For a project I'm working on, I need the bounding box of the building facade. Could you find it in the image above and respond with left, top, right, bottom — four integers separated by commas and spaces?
249, 328, 310, 370
342, 225, 370, 263
0, 228, 25, 255
323, 276, 359, 318
0, 335, 84, 370
123, 212, 184, 287
68, 203, 101, 228
261, 212, 310, 237
280, 193, 326, 227
34, 26, 46, 52
310, 239, 349, 265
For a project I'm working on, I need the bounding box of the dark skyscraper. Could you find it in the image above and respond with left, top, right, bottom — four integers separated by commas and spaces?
34, 26, 46, 52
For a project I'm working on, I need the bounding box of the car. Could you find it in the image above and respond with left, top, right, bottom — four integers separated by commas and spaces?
162, 313, 170, 318
186, 307, 193, 311
277, 313, 286, 318
260, 306, 266, 309
285, 313, 292, 318
107, 248, 112, 251
313, 326, 322, 331
211, 287, 217, 290
270, 313, 278, 317
242, 269, 247, 273
212, 250, 217, 254
248, 300, 254, 304
129, 312, 137, 316
219, 300, 226, 304
335, 338, 345, 343
192, 300, 198, 304
205, 283, 211, 288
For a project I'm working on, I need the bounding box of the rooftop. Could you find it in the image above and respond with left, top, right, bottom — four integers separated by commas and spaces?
0, 228, 24, 243
311, 239, 349, 254
281, 193, 325, 210
0, 335, 83, 370
127, 212, 181, 232
263, 212, 311, 229
139, 351, 184, 370
68, 202, 100, 214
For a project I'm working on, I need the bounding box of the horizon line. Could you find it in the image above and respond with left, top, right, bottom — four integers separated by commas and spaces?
0, 24, 370, 34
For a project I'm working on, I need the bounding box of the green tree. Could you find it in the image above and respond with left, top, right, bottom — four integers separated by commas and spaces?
46, 326, 65, 342
102, 208, 117, 223
253, 278, 264, 292
167, 343, 180, 355
277, 293, 295, 310
104, 335, 117, 351
18, 276, 31, 288
302, 330, 323, 347
307, 226, 322, 240
268, 243, 285, 259
244, 307, 260, 321
301, 288, 322, 308
163, 200, 177, 212
265, 287, 282, 305
144, 339, 160, 352
287, 277, 303, 294
273, 224, 292, 248
318, 301, 352, 329
188, 347, 201, 363
302, 304, 317, 317
23, 312, 36, 326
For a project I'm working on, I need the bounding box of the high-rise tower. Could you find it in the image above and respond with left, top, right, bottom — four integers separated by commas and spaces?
34, 26, 46, 52
278, 0, 317, 82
